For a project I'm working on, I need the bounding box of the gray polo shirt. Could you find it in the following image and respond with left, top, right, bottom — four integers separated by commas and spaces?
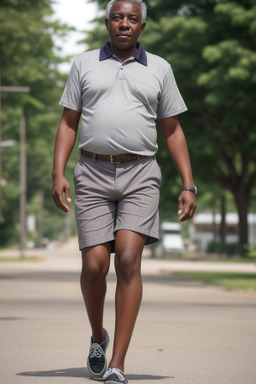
59, 42, 187, 156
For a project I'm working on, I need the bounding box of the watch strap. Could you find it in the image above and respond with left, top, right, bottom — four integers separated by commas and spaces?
182, 187, 197, 194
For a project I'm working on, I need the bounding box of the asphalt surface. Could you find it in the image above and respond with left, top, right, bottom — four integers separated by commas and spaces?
1, 240, 256, 384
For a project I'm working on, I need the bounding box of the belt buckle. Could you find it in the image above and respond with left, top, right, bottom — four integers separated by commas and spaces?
110, 154, 121, 164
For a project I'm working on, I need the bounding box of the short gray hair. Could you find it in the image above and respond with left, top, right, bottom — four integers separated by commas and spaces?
106, 0, 147, 23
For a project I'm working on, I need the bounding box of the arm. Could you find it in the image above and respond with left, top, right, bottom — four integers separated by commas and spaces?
159, 115, 197, 222
52, 107, 81, 212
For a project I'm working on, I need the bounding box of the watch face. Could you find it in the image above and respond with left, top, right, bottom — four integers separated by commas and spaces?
183, 187, 197, 194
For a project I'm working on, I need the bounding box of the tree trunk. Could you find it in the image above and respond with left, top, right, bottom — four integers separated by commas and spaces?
220, 194, 226, 244
214, 152, 255, 256
233, 188, 249, 255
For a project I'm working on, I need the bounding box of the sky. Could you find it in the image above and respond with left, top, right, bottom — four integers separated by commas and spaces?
52, 0, 98, 71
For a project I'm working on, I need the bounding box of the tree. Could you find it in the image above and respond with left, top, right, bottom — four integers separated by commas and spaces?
0, 0, 75, 246
149, 0, 256, 249
83, 0, 256, 250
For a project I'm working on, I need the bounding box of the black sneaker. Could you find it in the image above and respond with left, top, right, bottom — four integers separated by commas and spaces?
87, 329, 109, 378
103, 368, 128, 384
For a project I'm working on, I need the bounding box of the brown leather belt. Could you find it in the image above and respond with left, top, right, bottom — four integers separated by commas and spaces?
81, 149, 143, 164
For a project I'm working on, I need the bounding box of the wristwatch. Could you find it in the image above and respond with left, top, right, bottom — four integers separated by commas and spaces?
182, 186, 197, 195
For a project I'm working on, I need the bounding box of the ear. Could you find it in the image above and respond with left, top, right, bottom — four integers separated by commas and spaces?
105, 18, 109, 31
140, 22, 146, 34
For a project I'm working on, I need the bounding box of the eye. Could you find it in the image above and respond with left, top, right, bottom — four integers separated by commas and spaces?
112, 15, 121, 21
130, 17, 138, 23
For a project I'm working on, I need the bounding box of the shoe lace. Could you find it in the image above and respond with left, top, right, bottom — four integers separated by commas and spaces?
89, 343, 104, 359
104, 368, 125, 382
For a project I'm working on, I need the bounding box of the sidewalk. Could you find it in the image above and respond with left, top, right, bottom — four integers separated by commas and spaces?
1, 237, 256, 274
1, 240, 256, 384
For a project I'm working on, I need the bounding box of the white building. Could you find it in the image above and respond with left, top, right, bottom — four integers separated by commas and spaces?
188, 213, 256, 251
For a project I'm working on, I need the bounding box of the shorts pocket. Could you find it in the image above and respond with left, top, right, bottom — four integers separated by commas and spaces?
73, 160, 81, 182
154, 159, 162, 186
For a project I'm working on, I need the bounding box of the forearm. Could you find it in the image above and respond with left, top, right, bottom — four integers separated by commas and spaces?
52, 108, 80, 212
160, 116, 196, 221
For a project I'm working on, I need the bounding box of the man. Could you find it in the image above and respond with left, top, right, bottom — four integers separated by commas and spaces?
52, 1, 197, 383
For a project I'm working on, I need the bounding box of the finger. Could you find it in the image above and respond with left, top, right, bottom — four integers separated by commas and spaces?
179, 212, 189, 222
177, 196, 184, 215
58, 192, 70, 212
52, 190, 70, 213
65, 186, 72, 203
179, 202, 193, 221
177, 202, 183, 215
179, 204, 196, 222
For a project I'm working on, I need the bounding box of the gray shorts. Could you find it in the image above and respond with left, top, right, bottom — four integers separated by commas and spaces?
73, 155, 162, 251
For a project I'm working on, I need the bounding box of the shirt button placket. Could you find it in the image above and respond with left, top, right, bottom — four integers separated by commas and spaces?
118, 65, 125, 80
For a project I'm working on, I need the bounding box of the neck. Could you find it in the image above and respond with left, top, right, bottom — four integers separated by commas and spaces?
110, 43, 137, 62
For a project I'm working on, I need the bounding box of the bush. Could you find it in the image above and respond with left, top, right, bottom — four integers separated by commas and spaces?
207, 241, 242, 256
243, 245, 256, 260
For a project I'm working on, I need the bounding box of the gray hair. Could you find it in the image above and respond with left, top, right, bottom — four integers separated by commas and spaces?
106, 0, 147, 23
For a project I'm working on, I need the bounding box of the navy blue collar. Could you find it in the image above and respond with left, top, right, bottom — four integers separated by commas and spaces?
99, 41, 148, 66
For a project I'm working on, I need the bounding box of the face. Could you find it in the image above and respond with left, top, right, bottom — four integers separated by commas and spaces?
105, 1, 146, 53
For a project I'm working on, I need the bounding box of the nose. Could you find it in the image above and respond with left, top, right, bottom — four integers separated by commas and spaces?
119, 17, 129, 29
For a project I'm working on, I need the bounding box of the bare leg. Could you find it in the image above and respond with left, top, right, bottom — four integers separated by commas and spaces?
109, 230, 147, 371
80, 243, 111, 343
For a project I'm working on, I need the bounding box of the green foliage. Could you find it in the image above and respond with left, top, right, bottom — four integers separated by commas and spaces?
0, 184, 19, 246
0, 0, 74, 246
82, 16, 109, 49
207, 241, 242, 256
244, 245, 256, 260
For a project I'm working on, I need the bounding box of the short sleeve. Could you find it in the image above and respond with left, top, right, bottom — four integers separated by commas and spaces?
59, 60, 82, 112
157, 66, 187, 119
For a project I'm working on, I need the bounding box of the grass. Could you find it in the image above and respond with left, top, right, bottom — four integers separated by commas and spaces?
163, 251, 256, 263
0, 256, 40, 262
202, 258, 256, 263
172, 271, 256, 292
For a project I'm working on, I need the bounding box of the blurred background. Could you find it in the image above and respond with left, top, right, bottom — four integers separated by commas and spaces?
0, 0, 256, 260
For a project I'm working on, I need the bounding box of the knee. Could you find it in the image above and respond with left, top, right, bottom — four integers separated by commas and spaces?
115, 250, 141, 283
81, 248, 109, 285
81, 258, 108, 285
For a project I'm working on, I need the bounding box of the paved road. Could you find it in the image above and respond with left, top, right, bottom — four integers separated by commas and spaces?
1, 242, 256, 384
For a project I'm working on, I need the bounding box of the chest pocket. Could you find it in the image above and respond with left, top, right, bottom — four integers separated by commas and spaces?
134, 81, 158, 106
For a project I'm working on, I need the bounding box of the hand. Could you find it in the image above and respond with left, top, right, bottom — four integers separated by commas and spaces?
52, 175, 72, 213
178, 191, 197, 222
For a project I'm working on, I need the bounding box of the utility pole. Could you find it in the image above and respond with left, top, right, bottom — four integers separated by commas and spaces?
19, 115, 26, 257
0, 59, 30, 254
0, 59, 3, 223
